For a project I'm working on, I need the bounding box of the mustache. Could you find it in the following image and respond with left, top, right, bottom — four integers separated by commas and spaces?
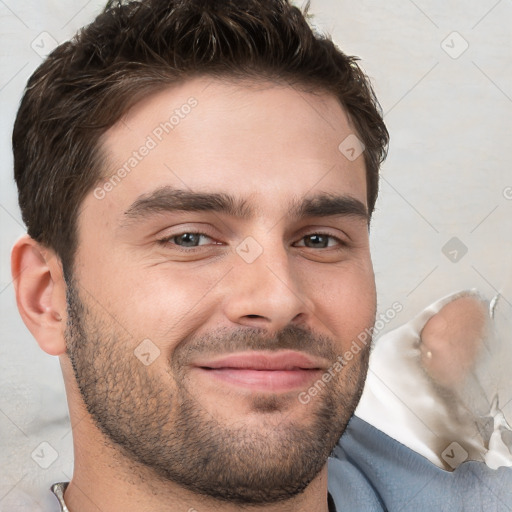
172, 324, 339, 369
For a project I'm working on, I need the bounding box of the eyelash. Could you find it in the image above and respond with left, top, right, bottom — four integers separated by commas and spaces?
157, 230, 346, 251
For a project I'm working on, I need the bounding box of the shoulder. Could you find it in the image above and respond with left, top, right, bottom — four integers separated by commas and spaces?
328, 416, 512, 511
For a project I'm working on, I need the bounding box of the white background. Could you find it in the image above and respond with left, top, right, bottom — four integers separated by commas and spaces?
0, 0, 511, 509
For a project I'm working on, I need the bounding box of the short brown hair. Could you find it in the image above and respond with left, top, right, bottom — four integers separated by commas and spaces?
13, 0, 388, 276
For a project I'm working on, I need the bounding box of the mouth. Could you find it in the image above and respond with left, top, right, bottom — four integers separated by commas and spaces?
192, 351, 327, 393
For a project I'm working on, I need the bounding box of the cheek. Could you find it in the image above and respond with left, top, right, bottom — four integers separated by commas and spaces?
300, 259, 376, 348
113, 262, 231, 346
75, 249, 230, 351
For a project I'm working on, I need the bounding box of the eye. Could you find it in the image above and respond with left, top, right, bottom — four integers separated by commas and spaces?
159, 232, 215, 248
294, 234, 343, 249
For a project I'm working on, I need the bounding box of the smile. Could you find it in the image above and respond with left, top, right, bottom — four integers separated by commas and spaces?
192, 351, 327, 392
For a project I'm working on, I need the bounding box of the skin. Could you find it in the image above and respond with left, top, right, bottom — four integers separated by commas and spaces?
420, 296, 488, 389
12, 77, 376, 512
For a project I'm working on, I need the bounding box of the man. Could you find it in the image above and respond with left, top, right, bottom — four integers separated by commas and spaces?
10, 0, 511, 511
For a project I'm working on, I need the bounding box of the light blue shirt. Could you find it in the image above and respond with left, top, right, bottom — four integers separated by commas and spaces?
328, 416, 512, 510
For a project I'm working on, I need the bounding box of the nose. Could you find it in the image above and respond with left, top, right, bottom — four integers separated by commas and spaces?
221, 239, 313, 333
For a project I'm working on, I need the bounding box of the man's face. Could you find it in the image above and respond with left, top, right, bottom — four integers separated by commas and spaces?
66, 77, 376, 503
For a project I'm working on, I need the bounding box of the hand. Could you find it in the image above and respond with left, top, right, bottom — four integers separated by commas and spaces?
419, 296, 488, 389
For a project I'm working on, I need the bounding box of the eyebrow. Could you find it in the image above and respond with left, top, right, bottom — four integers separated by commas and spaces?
120, 186, 368, 226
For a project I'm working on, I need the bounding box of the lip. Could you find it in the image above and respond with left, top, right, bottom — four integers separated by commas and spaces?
192, 351, 328, 393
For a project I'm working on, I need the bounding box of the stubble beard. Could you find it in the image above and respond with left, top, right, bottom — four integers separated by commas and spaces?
65, 280, 371, 505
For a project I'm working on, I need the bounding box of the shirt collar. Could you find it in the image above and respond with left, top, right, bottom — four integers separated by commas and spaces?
50, 482, 70, 512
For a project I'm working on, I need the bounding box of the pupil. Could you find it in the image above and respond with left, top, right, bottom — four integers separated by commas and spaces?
178, 233, 199, 247
306, 235, 327, 248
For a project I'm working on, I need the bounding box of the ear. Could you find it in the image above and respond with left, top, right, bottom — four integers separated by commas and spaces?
11, 235, 68, 356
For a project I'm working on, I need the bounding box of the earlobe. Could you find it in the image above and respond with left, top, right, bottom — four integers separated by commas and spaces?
11, 235, 67, 356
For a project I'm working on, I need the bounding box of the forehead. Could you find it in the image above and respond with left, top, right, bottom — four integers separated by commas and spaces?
93, 76, 367, 221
